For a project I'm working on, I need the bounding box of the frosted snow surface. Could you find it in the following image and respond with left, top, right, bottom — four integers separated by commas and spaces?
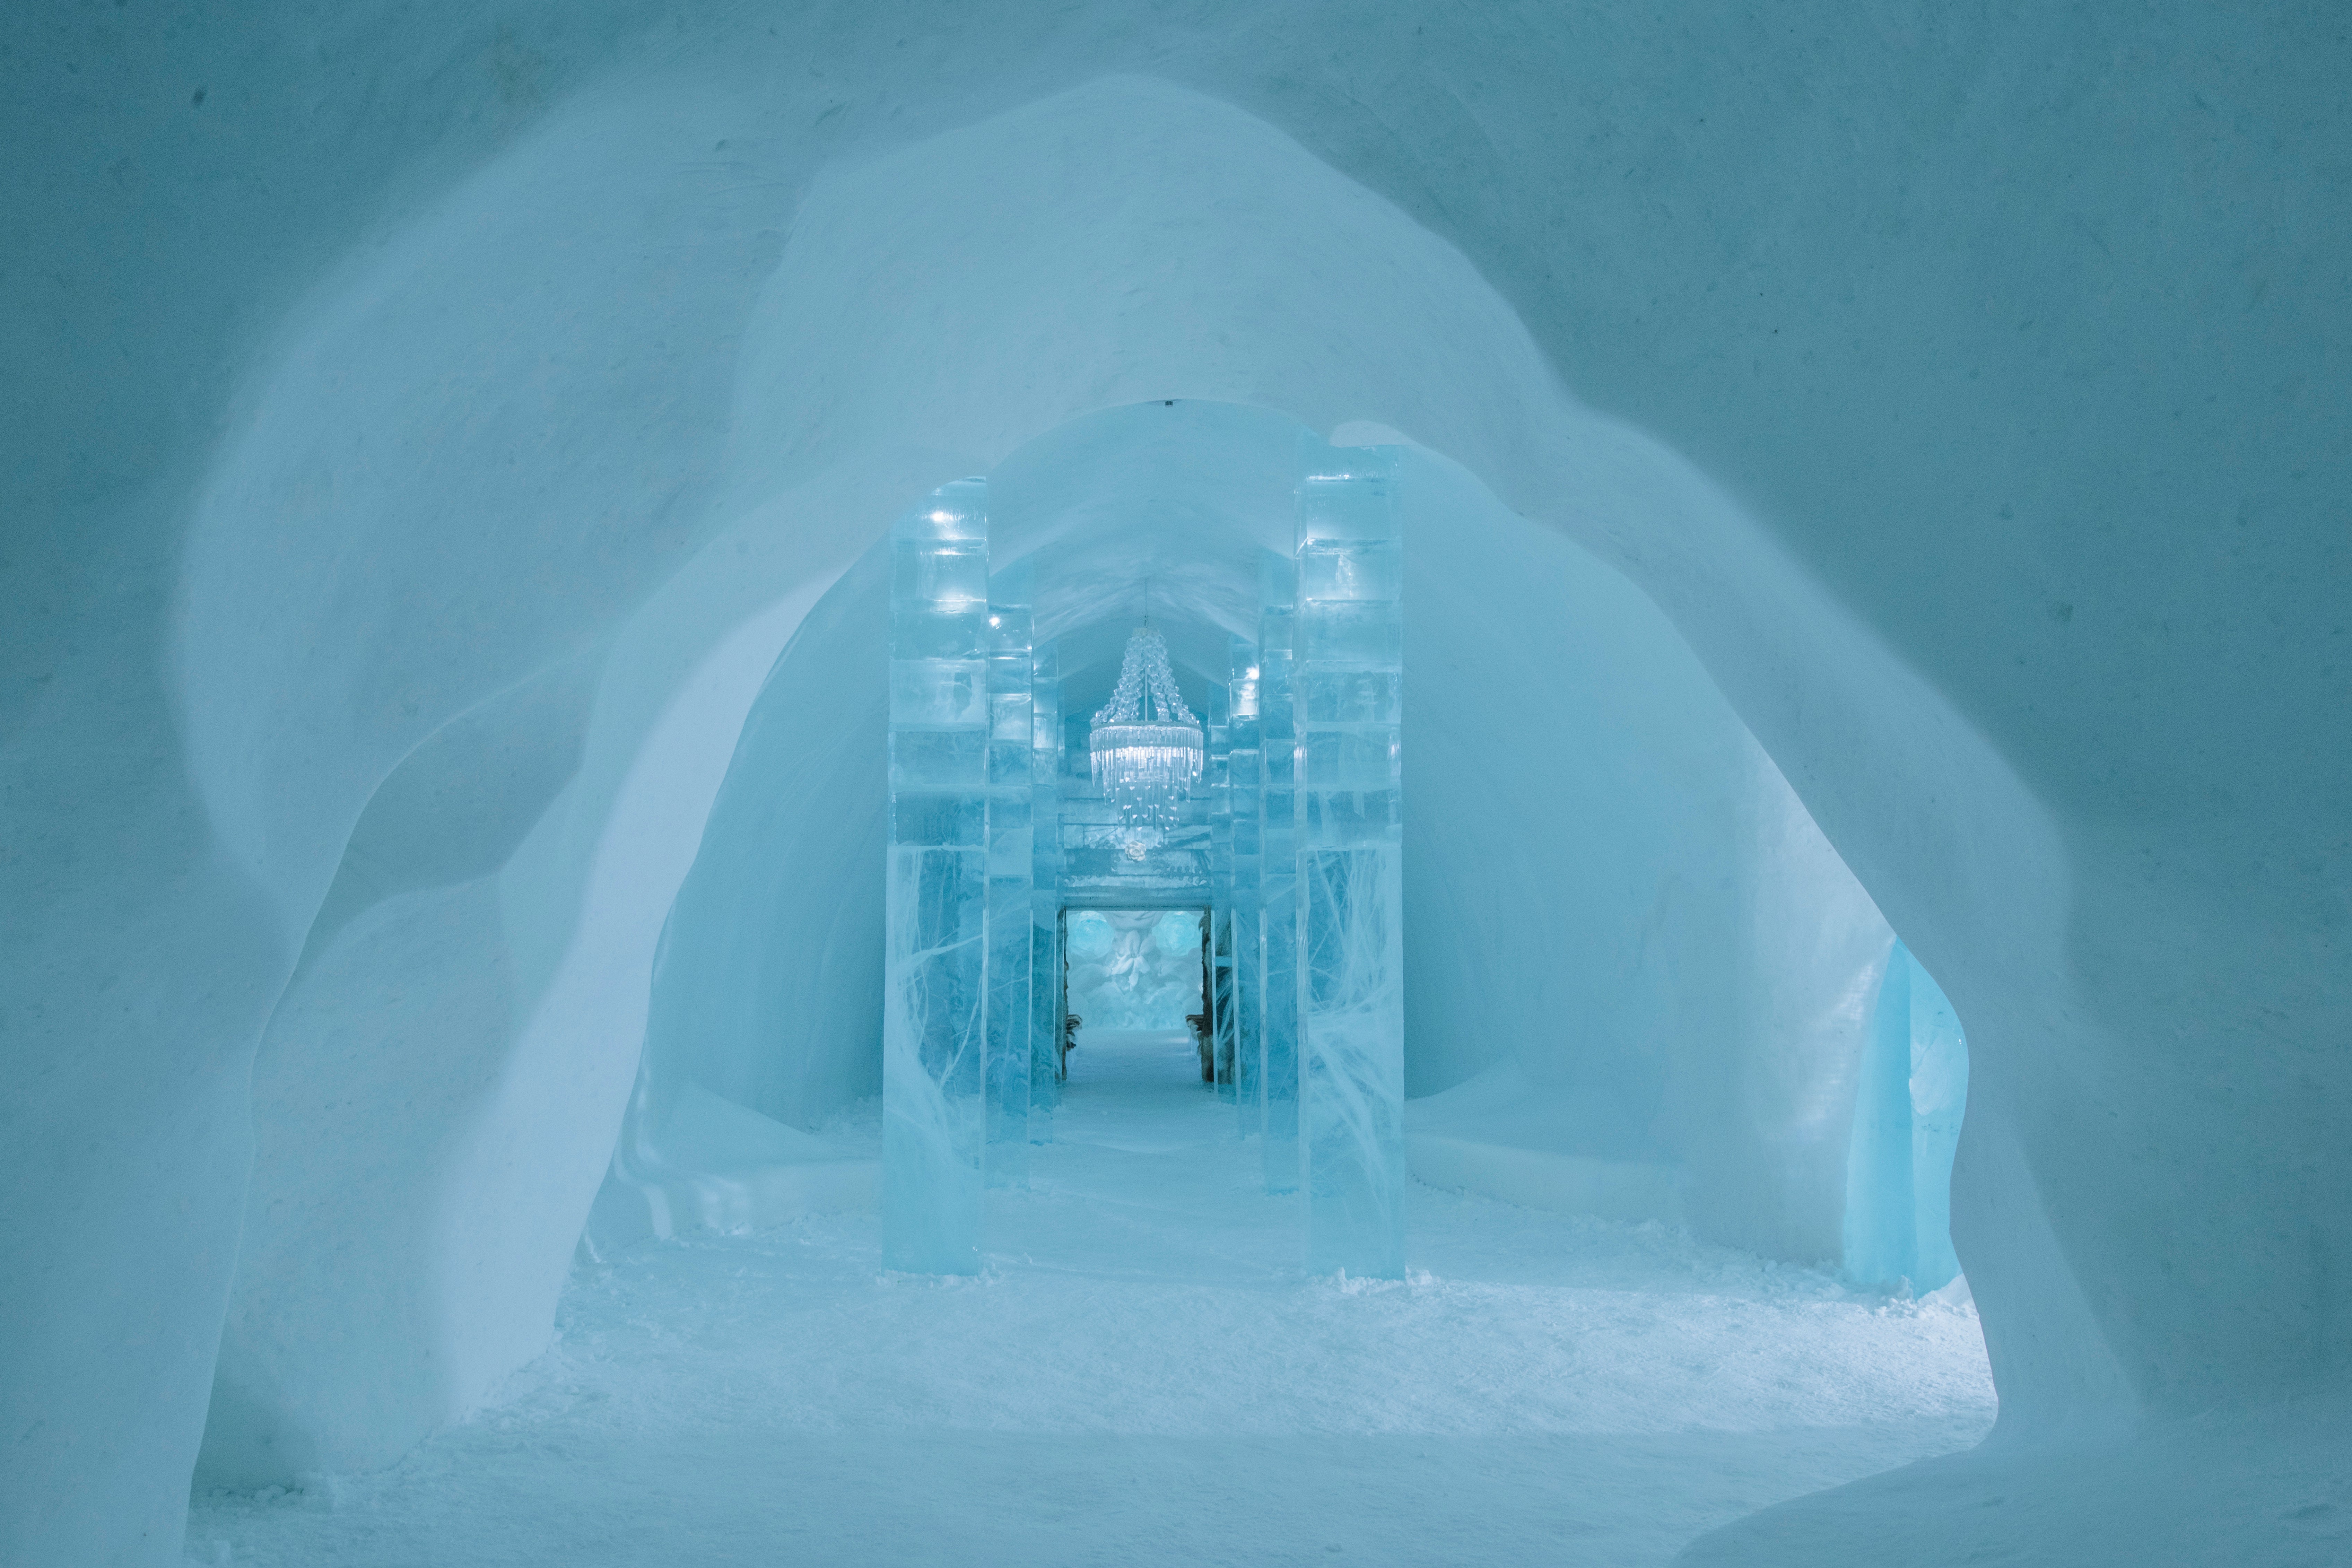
188, 1039, 1991, 1567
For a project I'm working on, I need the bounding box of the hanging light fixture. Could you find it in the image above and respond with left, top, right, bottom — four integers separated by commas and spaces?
1089, 624, 1203, 848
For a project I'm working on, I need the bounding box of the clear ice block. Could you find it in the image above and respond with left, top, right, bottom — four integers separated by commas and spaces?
1842, 940, 1970, 1293
1258, 548, 1302, 1195
1228, 634, 1264, 1140
1295, 440, 1404, 1278
1029, 637, 1063, 1139
984, 563, 1034, 1187
1207, 683, 1236, 1101
883, 479, 990, 1274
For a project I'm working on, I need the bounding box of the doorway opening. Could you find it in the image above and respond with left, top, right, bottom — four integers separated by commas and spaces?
1061, 906, 1212, 1086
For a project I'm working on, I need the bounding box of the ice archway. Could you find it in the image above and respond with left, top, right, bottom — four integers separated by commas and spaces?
4, 12, 2344, 1567
183, 81, 1975, 1487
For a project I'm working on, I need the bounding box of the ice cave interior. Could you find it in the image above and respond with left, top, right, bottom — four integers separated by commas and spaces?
3, 7, 2346, 1568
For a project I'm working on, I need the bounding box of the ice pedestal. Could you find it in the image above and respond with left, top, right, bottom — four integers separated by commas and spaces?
1295, 441, 1405, 1278
883, 480, 990, 1273
1258, 549, 1302, 1194
984, 564, 1035, 1186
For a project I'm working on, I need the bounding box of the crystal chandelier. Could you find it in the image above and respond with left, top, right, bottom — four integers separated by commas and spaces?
1089, 626, 1203, 845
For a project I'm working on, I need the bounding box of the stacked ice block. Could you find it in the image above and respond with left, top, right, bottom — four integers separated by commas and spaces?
883, 480, 992, 1273
1029, 637, 1064, 1138
1258, 548, 1302, 1196
1228, 634, 1265, 1139
1294, 441, 1405, 1278
984, 563, 1035, 1186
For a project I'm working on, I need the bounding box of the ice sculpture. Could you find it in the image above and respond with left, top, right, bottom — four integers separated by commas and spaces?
1067, 909, 1114, 961
1294, 440, 1406, 1278
1843, 940, 1970, 1292
1028, 637, 1064, 1139
984, 563, 1035, 1186
1257, 549, 1303, 1194
883, 479, 991, 1273
1065, 909, 1206, 1031
1228, 636, 1265, 1137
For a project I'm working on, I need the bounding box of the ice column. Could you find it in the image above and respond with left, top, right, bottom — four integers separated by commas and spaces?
1228, 635, 1264, 1139
1908, 956, 1969, 1292
883, 479, 990, 1274
1844, 945, 1917, 1288
1295, 441, 1405, 1278
1028, 637, 1064, 1139
1207, 683, 1236, 1100
984, 563, 1035, 1187
1258, 549, 1302, 1194
1843, 941, 1969, 1292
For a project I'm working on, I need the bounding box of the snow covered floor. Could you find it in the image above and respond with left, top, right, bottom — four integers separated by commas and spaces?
188, 1035, 1994, 1567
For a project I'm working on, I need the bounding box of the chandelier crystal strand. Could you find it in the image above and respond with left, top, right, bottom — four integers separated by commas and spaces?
1089, 627, 1204, 842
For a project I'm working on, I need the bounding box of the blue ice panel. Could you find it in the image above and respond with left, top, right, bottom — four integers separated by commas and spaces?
1843, 940, 1969, 1293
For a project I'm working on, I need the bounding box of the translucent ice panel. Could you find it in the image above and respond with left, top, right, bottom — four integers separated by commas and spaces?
1028, 639, 1064, 1139
889, 728, 988, 798
1908, 957, 1970, 1292
1299, 843, 1406, 1277
1228, 634, 1264, 1138
1297, 598, 1403, 668
1842, 940, 1970, 1293
1206, 687, 1236, 1099
1296, 540, 1403, 602
883, 479, 991, 1274
890, 545, 988, 618
983, 574, 1034, 1188
886, 786, 985, 850
1295, 439, 1404, 1278
890, 657, 987, 728
882, 844, 986, 1273
1257, 549, 1301, 1194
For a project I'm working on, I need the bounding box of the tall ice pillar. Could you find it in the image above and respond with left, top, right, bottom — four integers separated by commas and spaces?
883, 480, 991, 1273
1258, 549, 1302, 1194
1207, 682, 1235, 1099
984, 562, 1035, 1187
1029, 638, 1064, 1137
1295, 441, 1405, 1278
1228, 635, 1264, 1139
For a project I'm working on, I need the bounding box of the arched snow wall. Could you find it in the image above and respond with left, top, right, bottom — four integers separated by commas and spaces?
3, 9, 2342, 1565
176, 78, 1965, 1492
